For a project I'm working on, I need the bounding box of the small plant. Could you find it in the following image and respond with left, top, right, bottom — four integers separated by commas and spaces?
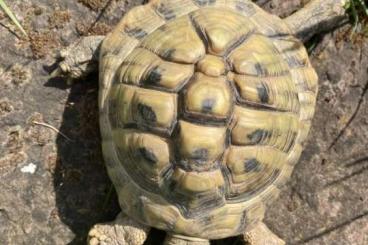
345, 0, 368, 35
0, 0, 28, 38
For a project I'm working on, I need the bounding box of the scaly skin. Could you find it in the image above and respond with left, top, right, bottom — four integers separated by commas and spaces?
52, 35, 104, 82
285, 0, 348, 42
87, 212, 149, 245
244, 222, 285, 245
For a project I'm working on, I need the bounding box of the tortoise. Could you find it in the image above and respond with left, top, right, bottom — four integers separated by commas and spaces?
55, 0, 348, 244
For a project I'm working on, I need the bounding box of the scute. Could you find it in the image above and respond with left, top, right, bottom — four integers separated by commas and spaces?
140, 15, 205, 63
190, 8, 255, 55
231, 106, 299, 152
197, 55, 226, 77
177, 120, 227, 170
99, 0, 318, 240
118, 48, 194, 91
228, 34, 289, 76
183, 73, 233, 121
151, 0, 198, 20
112, 129, 172, 188
229, 72, 300, 112
172, 168, 225, 193
111, 84, 177, 134
225, 145, 289, 201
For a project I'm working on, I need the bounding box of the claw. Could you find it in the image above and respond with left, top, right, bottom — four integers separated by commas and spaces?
50, 67, 63, 78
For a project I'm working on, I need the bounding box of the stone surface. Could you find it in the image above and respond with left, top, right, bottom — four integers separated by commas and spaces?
0, 0, 367, 244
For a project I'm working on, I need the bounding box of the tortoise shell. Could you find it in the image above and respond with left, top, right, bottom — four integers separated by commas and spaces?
98, 0, 318, 240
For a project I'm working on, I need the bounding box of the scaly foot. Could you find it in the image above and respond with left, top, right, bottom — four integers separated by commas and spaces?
88, 212, 150, 245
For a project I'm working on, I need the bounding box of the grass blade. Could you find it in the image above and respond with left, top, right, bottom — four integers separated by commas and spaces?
356, 0, 368, 17
0, 0, 28, 38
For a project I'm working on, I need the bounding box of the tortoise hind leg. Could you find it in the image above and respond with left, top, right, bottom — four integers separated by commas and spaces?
164, 234, 210, 245
88, 212, 150, 245
243, 222, 285, 245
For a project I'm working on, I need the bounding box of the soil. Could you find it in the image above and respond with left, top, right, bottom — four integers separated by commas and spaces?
0, 0, 367, 244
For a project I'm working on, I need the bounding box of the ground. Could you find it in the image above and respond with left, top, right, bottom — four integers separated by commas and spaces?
0, 0, 367, 244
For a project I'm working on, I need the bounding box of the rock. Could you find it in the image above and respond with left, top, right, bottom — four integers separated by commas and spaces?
0, 0, 367, 244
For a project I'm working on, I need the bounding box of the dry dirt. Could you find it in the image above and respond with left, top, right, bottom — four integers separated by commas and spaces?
0, 0, 367, 244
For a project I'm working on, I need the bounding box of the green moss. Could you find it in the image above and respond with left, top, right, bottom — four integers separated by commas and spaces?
345, 0, 368, 36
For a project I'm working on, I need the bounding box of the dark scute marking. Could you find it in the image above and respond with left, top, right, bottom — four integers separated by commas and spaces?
268, 33, 290, 39
194, 0, 216, 6
244, 158, 262, 173
168, 179, 178, 192
224, 31, 254, 57
247, 129, 268, 144
286, 56, 307, 68
191, 148, 209, 161
254, 63, 266, 75
155, 4, 176, 20
163, 49, 176, 60
138, 147, 158, 164
256, 83, 269, 103
143, 66, 162, 85
124, 26, 147, 39
137, 103, 157, 123
108, 99, 119, 128
235, 1, 256, 15
202, 98, 216, 113
236, 210, 249, 234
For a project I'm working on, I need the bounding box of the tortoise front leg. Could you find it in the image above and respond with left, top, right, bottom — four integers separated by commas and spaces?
88, 212, 150, 245
243, 222, 285, 245
285, 0, 348, 42
52, 35, 105, 81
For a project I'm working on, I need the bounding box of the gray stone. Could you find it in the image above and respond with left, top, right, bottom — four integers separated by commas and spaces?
0, 0, 367, 244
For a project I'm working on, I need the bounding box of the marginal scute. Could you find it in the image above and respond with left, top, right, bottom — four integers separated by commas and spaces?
193, 0, 217, 6
232, 106, 299, 152
140, 15, 205, 63
141, 197, 180, 230
118, 48, 194, 91
122, 4, 166, 38
231, 0, 257, 16
249, 8, 290, 36
229, 72, 300, 112
298, 92, 317, 120
184, 73, 233, 120
272, 37, 309, 68
113, 84, 177, 133
290, 67, 318, 94
173, 203, 246, 238
151, 0, 198, 20
190, 8, 255, 55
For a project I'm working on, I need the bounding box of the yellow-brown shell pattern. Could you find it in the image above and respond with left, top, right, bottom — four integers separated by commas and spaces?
99, 0, 318, 240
